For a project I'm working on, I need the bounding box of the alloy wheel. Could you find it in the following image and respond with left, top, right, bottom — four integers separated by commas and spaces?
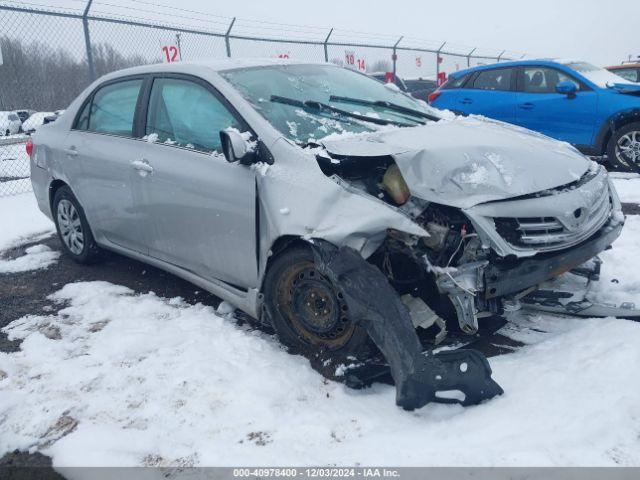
57, 199, 84, 255
616, 130, 640, 166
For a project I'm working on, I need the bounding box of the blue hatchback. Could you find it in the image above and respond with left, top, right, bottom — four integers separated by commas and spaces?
429, 60, 640, 170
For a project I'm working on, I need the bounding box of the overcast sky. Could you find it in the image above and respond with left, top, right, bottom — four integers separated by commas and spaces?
13, 0, 640, 67
163, 0, 637, 65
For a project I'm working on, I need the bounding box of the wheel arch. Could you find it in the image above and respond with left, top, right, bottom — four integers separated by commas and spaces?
595, 108, 640, 155
260, 235, 313, 291
48, 178, 70, 213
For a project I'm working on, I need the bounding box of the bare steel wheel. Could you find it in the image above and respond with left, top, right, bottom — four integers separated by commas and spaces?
608, 122, 640, 172
52, 185, 102, 263
277, 261, 354, 348
263, 246, 369, 356
57, 199, 84, 255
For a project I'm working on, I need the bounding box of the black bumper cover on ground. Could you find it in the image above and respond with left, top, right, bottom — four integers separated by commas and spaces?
313, 243, 503, 410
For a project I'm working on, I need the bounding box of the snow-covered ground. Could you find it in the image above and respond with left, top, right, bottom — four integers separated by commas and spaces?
1, 184, 640, 469
611, 172, 640, 205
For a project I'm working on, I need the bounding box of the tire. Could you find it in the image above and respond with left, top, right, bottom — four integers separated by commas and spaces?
52, 186, 102, 263
262, 246, 370, 359
607, 122, 640, 172
4, 130, 9, 136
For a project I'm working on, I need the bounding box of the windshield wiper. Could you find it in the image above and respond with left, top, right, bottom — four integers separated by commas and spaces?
270, 95, 415, 127
329, 95, 440, 122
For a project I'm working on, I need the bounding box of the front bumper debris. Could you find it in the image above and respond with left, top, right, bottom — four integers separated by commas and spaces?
521, 257, 640, 319
484, 217, 624, 299
313, 242, 503, 410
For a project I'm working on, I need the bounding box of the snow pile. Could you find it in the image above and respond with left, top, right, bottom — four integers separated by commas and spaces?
1, 281, 639, 467
0, 193, 54, 251
0, 244, 59, 273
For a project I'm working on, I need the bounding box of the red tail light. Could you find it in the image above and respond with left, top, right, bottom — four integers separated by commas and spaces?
25, 138, 33, 157
428, 91, 442, 104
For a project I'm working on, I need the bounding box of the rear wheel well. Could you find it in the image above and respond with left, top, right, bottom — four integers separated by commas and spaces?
49, 179, 69, 213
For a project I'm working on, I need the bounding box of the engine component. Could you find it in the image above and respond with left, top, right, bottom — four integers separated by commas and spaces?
312, 241, 503, 410
422, 221, 450, 251
381, 164, 410, 205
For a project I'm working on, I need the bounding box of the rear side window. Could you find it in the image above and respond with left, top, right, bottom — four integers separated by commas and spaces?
472, 69, 513, 91
145, 77, 242, 153
76, 79, 143, 136
522, 67, 579, 93
442, 74, 470, 89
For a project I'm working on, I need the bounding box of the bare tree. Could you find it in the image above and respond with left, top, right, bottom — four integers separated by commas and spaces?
370, 59, 392, 73
0, 37, 149, 111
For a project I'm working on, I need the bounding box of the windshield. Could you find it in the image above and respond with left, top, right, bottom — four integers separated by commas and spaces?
220, 64, 441, 144
563, 61, 636, 88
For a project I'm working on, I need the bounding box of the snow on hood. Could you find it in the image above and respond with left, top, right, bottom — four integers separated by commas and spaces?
321, 116, 591, 209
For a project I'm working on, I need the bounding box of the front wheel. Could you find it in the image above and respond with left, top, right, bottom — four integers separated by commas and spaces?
52, 186, 103, 263
607, 122, 640, 172
262, 246, 371, 360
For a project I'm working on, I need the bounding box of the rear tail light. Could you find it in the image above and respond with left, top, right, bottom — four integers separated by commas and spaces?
26, 138, 33, 157
428, 90, 442, 104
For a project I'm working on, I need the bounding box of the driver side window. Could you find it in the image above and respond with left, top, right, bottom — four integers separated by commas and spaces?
146, 77, 242, 153
522, 67, 579, 93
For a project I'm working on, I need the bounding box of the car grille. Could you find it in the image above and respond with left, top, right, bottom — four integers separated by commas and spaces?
494, 185, 611, 252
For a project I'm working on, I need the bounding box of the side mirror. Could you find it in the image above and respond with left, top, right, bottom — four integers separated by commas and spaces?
220, 129, 253, 164
556, 81, 578, 98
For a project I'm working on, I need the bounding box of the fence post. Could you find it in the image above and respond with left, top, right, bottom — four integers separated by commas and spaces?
436, 41, 446, 84
392, 36, 403, 78
83, 0, 95, 81
497, 50, 505, 62
323, 28, 333, 63
225, 17, 236, 58
466, 48, 476, 67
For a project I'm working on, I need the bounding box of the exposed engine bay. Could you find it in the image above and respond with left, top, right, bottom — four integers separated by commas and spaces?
315, 149, 635, 350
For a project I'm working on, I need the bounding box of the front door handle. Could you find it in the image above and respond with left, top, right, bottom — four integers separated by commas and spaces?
64, 147, 78, 157
131, 159, 153, 174
460, 98, 474, 105
519, 103, 534, 110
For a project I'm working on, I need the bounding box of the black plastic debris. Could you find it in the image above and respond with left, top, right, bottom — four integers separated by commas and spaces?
312, 242, 503, 410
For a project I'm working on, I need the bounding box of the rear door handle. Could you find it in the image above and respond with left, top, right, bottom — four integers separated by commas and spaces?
460, 98, 474, 104
131, 159, 154, 174
519, 103, 534, 110
64, 147, 78, 157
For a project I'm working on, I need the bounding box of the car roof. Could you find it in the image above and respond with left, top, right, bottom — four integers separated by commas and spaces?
449, 58, 584, 78
607, 63, 640, 70
98, 58, 333, 82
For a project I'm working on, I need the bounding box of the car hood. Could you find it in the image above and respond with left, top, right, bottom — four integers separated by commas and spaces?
608, 82, 640, 95
321, 116, 591, 209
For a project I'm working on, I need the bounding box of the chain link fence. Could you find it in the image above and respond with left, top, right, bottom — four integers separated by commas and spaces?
0, 137, 30, 196
0, 1, 524, 196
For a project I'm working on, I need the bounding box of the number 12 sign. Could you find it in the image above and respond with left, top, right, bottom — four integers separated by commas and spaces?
162, 45, 180, 63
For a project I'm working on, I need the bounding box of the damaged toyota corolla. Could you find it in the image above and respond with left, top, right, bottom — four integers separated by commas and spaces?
29, 59, 627, 410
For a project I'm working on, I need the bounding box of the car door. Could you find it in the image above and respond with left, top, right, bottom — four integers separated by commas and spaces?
514, 66, 598, 146
136, 74, 258, 289
453, 67, 517, 122
64, 77, 150, 253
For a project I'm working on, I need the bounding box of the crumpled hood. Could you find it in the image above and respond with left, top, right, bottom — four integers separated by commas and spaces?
321, 116, 591, 209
